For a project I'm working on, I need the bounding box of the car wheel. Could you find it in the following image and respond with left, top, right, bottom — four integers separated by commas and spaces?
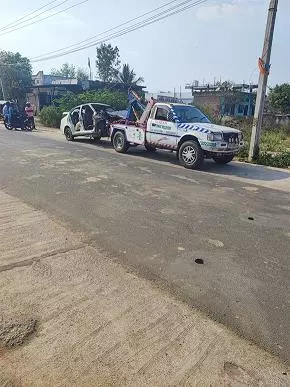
64, 127, 74, 141
179, 140, 204, 169
113, 131, 129, 153
212, 155, 234, 164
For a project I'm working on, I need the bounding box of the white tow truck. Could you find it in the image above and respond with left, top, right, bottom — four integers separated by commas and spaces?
110, 90, 244, 169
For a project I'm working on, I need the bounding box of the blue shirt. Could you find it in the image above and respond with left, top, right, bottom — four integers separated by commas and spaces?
2, 105, 12, 119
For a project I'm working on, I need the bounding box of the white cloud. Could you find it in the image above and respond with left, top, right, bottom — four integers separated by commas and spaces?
45, 11, 85, 28
196, 0, 263, 21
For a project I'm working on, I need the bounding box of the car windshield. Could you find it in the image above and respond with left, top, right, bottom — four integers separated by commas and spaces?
172, 105, 211, 123
91, 104, 113, 113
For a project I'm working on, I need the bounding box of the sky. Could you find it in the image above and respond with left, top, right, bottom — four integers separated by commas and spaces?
0, 0, 289, 92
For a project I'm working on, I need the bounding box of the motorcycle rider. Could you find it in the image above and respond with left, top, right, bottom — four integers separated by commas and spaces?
25, 102, 35, 129
2, 101, 11, 124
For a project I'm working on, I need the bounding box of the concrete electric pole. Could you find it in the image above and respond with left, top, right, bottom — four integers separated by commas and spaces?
248, 0, 278, 162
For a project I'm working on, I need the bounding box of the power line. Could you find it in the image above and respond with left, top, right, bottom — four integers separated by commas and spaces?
32, 0, 208, 62
32, 0, 203, 62
31, 0, 182, 60
0, 0, 89, 37
0, 0, 68, 33
0, 0, 59, 32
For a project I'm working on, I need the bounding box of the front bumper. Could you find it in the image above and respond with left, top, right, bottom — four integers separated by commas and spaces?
200, 140, 244, 154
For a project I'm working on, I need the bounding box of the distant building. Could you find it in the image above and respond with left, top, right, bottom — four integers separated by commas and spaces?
27, 71, 145, 113
27, 71, 86, 113
144, 90, 193, 104
185, 82, 258, 117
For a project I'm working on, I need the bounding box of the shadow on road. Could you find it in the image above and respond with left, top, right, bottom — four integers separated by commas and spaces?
70, 138, 290, 183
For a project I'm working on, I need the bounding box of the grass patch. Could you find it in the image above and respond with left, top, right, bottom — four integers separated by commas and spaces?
237, 128, 290, 168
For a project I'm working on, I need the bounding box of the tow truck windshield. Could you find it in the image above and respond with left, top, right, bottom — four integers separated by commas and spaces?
172, 105, 211, 124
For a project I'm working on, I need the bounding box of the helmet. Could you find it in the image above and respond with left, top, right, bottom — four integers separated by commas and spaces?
26, 102, 31, 107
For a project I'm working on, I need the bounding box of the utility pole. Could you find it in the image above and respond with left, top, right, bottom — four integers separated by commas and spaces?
248, 0, 278, 161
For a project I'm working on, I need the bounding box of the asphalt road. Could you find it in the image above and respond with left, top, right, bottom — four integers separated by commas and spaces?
0, 126, 289, 363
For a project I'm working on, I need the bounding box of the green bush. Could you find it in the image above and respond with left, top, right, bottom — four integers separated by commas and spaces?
56, 90, 128, 113
260, 130, 287, 152
237, 142, 249, 160
39, 106, 62, 128
257, 151, 290, 168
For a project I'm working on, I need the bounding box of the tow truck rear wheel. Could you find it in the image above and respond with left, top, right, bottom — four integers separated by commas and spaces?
178, 140, 204, 169
113, 130, 129, 153
212, 154, 234, 164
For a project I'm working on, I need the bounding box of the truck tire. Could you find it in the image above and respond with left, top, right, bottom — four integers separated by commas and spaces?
113, 131, 129, 153
212, 154, 234, 164
64, 127, 74, 141
145, 143, 156, 152
178, 140, 204, 169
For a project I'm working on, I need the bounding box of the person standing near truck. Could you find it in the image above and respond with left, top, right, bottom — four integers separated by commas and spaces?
93, 109, 106, 139
2, 101, 11, 124
25, 102, 35, 129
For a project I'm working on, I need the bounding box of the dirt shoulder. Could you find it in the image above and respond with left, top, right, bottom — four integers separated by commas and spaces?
0, 190, 288, 386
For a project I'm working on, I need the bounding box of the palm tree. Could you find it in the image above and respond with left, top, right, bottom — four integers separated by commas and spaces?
117, 63, 144, 87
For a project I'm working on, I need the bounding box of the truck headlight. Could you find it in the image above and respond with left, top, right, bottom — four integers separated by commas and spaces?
238, 132, 243, 141
207, 132, 223, 141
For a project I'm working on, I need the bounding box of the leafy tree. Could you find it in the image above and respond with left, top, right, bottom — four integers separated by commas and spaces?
51, 63, 76, 78
76, 67, 89, 81
0, 50, 32, 102
117, 63, 144, 88
50, 63, 89, 81
268, 83, 290, 114
96, 44, 120, 83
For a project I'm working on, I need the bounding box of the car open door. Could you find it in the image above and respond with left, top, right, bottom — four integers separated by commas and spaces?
68, 106, 81, 135
76, 104, 95, 135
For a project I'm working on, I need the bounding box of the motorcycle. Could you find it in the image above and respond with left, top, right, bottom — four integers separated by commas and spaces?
4, 113, 34, 131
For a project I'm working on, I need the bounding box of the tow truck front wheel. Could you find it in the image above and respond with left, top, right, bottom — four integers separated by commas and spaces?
178, 141, 204, 169
113, 131, 129, 153
212, 154, 234, 164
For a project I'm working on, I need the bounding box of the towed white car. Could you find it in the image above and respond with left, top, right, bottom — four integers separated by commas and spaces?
60, 102, 116, 141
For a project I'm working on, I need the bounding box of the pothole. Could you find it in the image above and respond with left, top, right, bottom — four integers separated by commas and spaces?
195, 258, 204, 265
0, 318, 37, 348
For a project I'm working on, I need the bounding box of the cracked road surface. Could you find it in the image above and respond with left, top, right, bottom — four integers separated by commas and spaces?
0, 190, 289, 386
0, 126, 289, 367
